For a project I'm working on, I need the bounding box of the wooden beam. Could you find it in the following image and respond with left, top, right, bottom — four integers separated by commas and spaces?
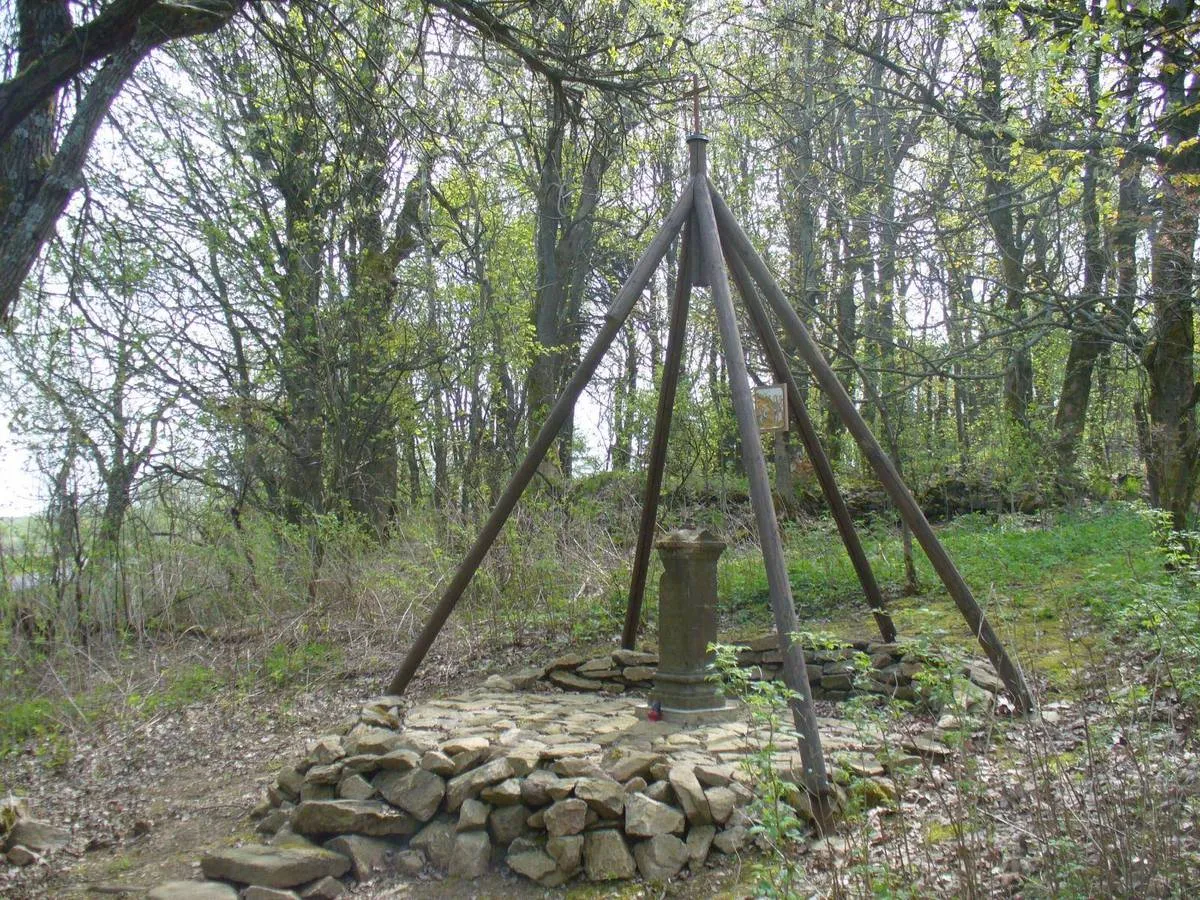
722, 233, 897, 643
387, 181, 696, 696
622, 228, 694, 649
709, 182, 1035, 713
694, 177, 834, 814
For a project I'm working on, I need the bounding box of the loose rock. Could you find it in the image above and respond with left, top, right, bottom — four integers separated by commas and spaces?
419, 750, 456, 776
713, 819, 751, 854
668, 766, 713, 825
520, 769, 560, 806
199, 845, 349, 889
445, 758, 515, 811
624, 793, 686, 837
292, 801, 417, 838
409, 817, 456, 870
449, 830, 491, 879
457, 798, 490, 831
546, 833, 583, 875
375, 749, 421, 772
323, 834, 398, 881
583, 829, 636, 880
343, 729, 402, 756
6, 845, 39, 866
574, 778, 624, 818
549, 671, 605, 692
483, 674, 515, 691
645, 780, 674, 804
336, 774, 375, 801
686, 824, 716, 866
704, 786, 738, 825
543, 798, 588, 836
633, 833, 690, 881
442, 735, 490, 756
612, 649, 658, 667
488, 803, 531, 846
480, 778, 522, 806
373, 768, 445, 821
606, 751, 661, 783
305, 737, 345, 767
506, 847, 558, 881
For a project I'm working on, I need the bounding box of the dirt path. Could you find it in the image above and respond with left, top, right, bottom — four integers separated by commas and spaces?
7, 626, 1194, 899
2, 675, 358, 896
0, 635, 752, 899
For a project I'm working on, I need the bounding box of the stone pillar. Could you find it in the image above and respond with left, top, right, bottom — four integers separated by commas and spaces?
652, 529, 727, 712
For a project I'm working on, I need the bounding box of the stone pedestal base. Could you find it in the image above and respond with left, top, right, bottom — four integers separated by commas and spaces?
652, 529, 727, 713
634, 701, 742, 726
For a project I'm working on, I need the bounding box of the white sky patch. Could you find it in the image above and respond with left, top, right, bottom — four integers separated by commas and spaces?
0, 414, 41, 518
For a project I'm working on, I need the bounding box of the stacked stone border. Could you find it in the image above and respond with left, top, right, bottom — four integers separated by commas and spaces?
135, 636, 1006, 897
538, 635, 1010, 703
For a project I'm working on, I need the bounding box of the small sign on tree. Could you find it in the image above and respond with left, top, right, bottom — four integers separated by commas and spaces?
753, 384, 788, 432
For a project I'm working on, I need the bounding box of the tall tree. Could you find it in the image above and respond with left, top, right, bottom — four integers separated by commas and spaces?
0, 0, 247, 321
1141, 0, 1200, 529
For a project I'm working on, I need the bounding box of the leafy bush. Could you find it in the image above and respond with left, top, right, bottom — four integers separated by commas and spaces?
709, 641, 812, 898
1085, 508, 1200, 706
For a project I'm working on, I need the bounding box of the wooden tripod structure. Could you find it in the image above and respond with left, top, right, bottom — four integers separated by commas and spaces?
387, 133, 1035, 811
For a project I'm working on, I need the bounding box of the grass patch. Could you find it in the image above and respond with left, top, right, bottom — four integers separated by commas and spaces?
0, 697, 58, 757
716, 503, 1165, 689
129, 664, 223, 715
262, 640, 342, 687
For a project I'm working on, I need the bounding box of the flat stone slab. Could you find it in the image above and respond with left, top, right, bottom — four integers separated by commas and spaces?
148, 882, 240, 900
200, 844, 350, 888
361, 689, 905, 785
292, 800, 417, 838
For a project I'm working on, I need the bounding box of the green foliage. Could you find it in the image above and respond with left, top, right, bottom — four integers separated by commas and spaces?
129, 664, 222, 715
263, 640, 341, 687
0, 697, 58, 758
1084, 508, 1200, 705
709, 642, 810, 898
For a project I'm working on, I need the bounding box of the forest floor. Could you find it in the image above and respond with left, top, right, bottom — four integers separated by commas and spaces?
2, 503, 1199, 897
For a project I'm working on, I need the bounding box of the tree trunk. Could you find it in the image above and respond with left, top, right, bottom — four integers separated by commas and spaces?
1142, 0, 1200, 532
0, 0, 244, 321
979, 19, 1032, 428
1052, 23, 1110, 484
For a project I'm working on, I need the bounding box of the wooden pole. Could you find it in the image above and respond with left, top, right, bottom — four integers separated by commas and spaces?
722, 235, 898, 643
388, 182, 696, 696
621, 229, 694, 649
693, 177, 833, 811
624, 134, 707, 648
709, 183, 1035, 713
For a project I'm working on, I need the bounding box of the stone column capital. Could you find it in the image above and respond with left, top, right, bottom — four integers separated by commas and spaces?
654, 528, 727, 558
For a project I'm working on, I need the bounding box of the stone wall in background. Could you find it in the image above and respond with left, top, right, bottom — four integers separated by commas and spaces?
536, 635, 1009, 705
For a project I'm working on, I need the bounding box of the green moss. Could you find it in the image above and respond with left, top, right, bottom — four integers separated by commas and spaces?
925, 821, 960, 844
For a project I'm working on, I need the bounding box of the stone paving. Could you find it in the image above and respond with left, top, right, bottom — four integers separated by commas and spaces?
144, 642, 1002, 898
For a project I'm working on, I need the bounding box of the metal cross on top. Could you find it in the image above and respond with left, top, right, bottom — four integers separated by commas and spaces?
684, 74, 709, 134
